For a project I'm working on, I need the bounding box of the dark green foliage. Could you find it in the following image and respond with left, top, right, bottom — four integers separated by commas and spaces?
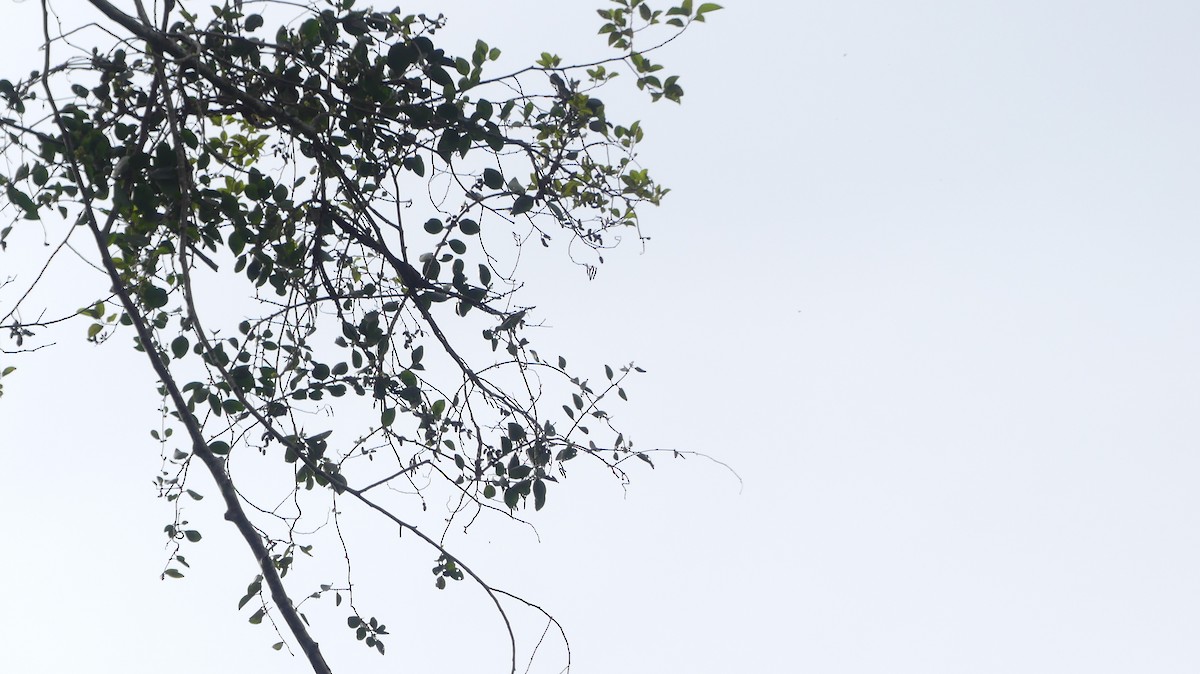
0, 1, 718, 671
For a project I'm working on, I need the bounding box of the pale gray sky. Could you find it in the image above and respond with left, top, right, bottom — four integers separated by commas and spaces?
2, 1, 1199, 672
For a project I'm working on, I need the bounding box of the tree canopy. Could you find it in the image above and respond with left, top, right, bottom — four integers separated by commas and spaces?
0, 1, 721, 671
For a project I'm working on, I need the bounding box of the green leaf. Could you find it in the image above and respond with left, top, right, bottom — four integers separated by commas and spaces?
503, 486, 520, 509
399, 386, 422, 406
163, 569, 184, 579
458, 218, 480, 235
228, 229, 247, 255
472, 40, 489, 66
5, 184, 38, 219
381, 407, 396, 427
208, 440, 231, 455
431, 399, 446, 418
171, 335, 189, 359
245, 14, 264, 31
507, 422, 524, 440
403, 155, 425, 176
533, 478, 547, 511
482, 168, 503, 190
143, 285, 169, 309
510, 194, 535, 215
499, 310, 526, 331
300, 17, 321, 41
423, 218, 443, 234
482, 484, 496, 499
427, 66, 455, 89
184, 530, 202, 542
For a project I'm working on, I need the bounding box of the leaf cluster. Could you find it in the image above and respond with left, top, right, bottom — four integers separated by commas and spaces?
0, 0, 719, 670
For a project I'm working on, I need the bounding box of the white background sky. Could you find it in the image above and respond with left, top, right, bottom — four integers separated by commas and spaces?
2, 1, 1200, 672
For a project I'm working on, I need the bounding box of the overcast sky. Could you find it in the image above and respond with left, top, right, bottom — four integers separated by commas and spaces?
2, 1, 1200, 672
